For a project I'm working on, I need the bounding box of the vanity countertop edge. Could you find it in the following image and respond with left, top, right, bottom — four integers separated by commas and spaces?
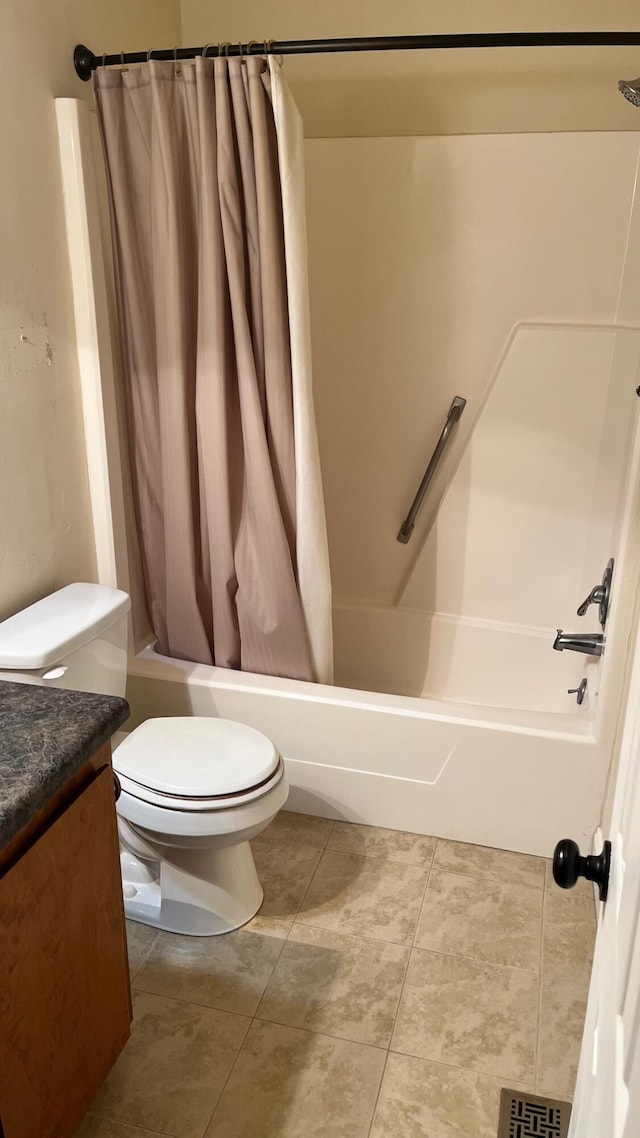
0, 681, 129, 851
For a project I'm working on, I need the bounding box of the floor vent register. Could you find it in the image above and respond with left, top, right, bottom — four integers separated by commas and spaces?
498, 1089, 572, 1138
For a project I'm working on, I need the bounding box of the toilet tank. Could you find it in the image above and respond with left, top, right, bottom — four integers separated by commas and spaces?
0, 583, 131, 697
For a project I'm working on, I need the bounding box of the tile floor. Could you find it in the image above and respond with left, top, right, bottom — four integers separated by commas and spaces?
75, 813, 596, 1138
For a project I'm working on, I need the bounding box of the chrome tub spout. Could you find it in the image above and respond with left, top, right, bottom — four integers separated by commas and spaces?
553, 630, 604, 657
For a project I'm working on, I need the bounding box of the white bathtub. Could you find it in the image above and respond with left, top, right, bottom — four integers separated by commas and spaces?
126, 643, 605, 858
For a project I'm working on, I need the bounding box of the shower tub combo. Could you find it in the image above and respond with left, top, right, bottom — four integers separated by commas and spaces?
56, 98, 640, 858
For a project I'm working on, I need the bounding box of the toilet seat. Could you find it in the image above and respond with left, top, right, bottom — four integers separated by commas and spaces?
117, 757, 285, 812
113, 716, 283, 811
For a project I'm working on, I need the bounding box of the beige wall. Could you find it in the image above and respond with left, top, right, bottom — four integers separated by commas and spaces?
181, 1, 640, 135
0, 0, 179, 621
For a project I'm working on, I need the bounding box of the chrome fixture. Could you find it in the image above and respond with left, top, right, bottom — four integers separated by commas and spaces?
553, 631, 604, 657
567, 677, 588, 705
397, 395, 466, 543
577, 558, 614, 629
619, 77, 640, 107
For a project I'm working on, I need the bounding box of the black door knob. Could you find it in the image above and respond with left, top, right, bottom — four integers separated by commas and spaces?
552, 837, 611, 902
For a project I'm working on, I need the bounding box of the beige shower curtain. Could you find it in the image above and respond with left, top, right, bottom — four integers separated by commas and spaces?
94, 56, 332, 682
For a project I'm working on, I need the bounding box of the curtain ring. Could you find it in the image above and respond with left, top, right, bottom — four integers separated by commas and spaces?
238, 42, 244, 58
246, 40, 257, 57
120, 50, 128, 72
265, 40, 282, 65
147, 49, 155, 63
218, 42, 231, 58
174, 46, 182, 77
202, 43, 215, 59
101, 54, 107, 69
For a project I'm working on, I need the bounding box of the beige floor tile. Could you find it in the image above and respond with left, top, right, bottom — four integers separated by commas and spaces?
75, 1119, 160, 1137
545, 859, 597, 908
204, 1019, 386, 1137
391, 948, 539, 1083
257, 924, 409, 1046
434, 840, 545, 890
252, 838, 323, 919
328, 822, 436, 866
296, 849, 427, 944
125, 921, 159, 981
244, 913, 295, 938
415, 870, 543, 971
133, 925, 286, 1016
537, 962, 591, 1101
90, 991, 249, 1138
370, 1052, 523, 1138
542, 887, 596, 972
261, 810, 335, 848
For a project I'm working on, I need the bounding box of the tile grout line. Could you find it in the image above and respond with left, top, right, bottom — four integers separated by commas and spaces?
283, 837, 330, 940
423, 863, 546, 892
365, 1051, 391, 1138
391, 853, 434, 1023
384, 1045, 539, 1088
84, 1115, 168, 1137
197, 1005, 253, 1138
366, 845, 453, 1138
127, 927, 160, 983
286, 917, 545, 973
533, 864, 548, 1094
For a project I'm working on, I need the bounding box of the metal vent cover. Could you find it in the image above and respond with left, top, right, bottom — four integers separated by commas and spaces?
498, 1088, 571, 1138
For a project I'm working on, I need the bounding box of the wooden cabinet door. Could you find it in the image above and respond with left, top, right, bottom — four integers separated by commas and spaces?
0, 766, 131, 1138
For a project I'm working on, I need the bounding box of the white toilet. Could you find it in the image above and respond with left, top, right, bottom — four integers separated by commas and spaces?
0, 582, 288, 936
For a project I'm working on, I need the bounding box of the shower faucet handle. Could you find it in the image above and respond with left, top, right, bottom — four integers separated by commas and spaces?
577, 584, 605, 616
577, 558, 614, 629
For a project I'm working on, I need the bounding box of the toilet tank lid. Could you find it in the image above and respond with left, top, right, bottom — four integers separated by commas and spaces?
0, 583, 131, 670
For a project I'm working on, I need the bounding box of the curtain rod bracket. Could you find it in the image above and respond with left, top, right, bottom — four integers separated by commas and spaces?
74, 44, 95, 82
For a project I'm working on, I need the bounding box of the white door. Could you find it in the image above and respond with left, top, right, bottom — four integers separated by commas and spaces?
569, 622, 640, 1136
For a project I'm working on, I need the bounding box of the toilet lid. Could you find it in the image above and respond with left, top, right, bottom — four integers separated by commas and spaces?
113, 717, 280, 798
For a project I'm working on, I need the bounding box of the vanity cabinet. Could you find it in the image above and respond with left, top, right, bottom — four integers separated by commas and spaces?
0, 743, 131, 1138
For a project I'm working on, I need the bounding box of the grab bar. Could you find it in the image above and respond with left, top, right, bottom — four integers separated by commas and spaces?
397, 395, 467, 543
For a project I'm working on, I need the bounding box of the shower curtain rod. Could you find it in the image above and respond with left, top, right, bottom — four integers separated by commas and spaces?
73, 32, 640, 81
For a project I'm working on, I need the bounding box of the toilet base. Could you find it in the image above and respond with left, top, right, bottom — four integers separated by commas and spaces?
121, 839, 264, 936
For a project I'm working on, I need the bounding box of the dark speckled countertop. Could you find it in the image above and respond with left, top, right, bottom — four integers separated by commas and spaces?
0, 681, 129, 851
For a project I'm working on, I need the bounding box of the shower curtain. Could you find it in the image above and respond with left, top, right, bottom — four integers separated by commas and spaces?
94, 55, 332, 684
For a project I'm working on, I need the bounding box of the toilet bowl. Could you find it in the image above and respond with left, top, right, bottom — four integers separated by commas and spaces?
113, 717, 289, 935
0, 583, 290, 938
